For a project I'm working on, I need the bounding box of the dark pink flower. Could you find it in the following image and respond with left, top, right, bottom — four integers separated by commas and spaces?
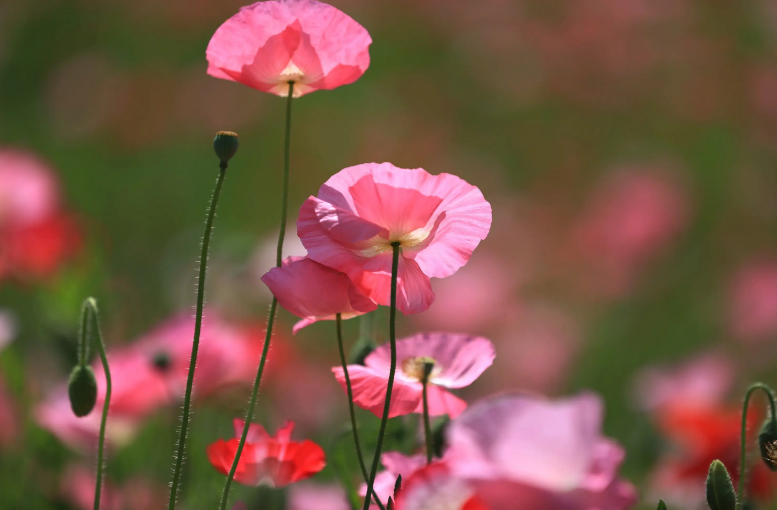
298, 163, 492, 314
333, 333, 494, 418
262, 256, 376, 333
206, 0, 371, 97
728, 259, 777, 342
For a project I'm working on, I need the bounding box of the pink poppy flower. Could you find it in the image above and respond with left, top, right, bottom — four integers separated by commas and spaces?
262, 256, 377, 333
206, 0, 371, 97
289, 484, 350, 510
298, 163, 492, 314
395, 463, 488, 510
445, 393, 637, 510
207, 419, 326, 487
360, 452, 427, 504
728, 259, 777, 342
332, 333, 495, 419
0, 149, 60, 227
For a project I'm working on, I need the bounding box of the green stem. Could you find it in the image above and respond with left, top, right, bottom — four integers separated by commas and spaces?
218, 80, 294, 510
167, 164, 227, 510
739, 382, 777, 504
422, 379, 432, 465
336, 314, 386, 510
82, 298, 111, 510
77, 298, 91, 367
362, 242, 401, 510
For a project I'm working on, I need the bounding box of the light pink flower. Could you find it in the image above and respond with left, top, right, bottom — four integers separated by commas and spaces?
0, 149, 59, 227
361, 452, 427, 504
206, 0, 371, 97
395, 462, 487, 510
289, 483, 350, 510
262, 256, 376, 333
728, 259, 777, 342
332, 333, 495, 418
298, 163, 492, 314
445, 393, 637, 510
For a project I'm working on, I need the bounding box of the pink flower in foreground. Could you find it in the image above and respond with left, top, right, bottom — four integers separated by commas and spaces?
395, 463, 488, 510
298, 163, 492, 314
333, 333, 495, 419
289, 483, 350, 510
361, 452, 427, 503
206, 0, 371, 97
728, 259, 777, 342
445, 393, 637, 510
207, 419, 325, 487
262, 256, 376, 333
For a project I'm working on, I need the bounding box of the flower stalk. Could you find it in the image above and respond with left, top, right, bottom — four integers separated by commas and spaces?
421, 361, 434, 465
739, 382, 777, 505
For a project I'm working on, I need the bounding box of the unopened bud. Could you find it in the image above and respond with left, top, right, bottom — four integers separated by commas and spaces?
213, 131, 239, 165
386, 497, 395, 510
758, 418, 777, 471
657, 500, 667, 510
394, 474, 402, 498
706, 460, 737, 510
68, 365, 97, 417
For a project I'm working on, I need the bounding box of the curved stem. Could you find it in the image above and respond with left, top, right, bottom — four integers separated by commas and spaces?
219, 80, 294, 510
77, 299, 92, 367
422, 379, 432, 465
82, 298, 111, 510
167, 165, 227, 510
362, 243, 400, 510
739, 382, 777, 503
336, 314, 386, 510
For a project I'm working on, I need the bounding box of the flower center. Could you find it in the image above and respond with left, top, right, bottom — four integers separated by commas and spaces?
358, 228, 431, 258
401, 356, 439, 382
279, 61, 305, 83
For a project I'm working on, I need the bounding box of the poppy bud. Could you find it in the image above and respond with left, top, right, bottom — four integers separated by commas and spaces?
706, 460, 737, 510
213, 131, 239, 165
394, 474, 402, 499
657, 500, 667, 510
68, 365, 97, 417
386, 497, 394, 510
758, 418, 777, 471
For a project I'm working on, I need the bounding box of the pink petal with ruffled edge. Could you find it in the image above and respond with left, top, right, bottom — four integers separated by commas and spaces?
206, 0, 371, 97
262, 256, 376, 333
365, 332, 495, 388
331, 365, 420, 418
233, 418, 272, 443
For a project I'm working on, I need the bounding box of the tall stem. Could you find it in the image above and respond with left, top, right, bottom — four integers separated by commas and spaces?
167, 164, 227, 510
422, 379, 432, 465
739, 382, 777, 504
336, 314, 386, 510
82, 298, 111, 510
362, 242, 400, 510
218, 80, 294, 510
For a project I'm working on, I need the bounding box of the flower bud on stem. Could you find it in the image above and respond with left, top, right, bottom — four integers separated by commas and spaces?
738, 382, 777, 505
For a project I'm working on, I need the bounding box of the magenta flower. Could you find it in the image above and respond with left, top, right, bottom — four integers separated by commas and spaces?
332, 333, 495, 419
206, 0, 371, 97
298, 163, 492, 314
262, 256, 377, 333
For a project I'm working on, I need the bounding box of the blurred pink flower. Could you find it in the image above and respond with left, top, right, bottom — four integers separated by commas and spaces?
445, 393, 637, 510
36, 310, 276, 450
396, 462, 487, 510
361, 452, 426, 503
289, 483, 350, 510
570, 168, 688, 297
333, 333, 494, 418
0, 309, 15, 351
206, 0, 371, 97
0, 149, 59, 226
262, 256, 377, 333
298, 163, 492, 314
728, 259, 777, 342
61, 464, 165, 510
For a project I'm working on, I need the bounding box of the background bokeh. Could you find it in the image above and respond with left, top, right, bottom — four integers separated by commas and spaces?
2, 0, 777, 508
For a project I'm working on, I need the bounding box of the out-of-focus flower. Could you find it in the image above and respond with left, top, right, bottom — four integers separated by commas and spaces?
569, 168, 688, 297
0, 312, 18, 447
333, 333, 494, 418
36, 310, 276, 450
395, 462, 487, 510
288, 483, 350, 510
361, 452, 427, 504
0, 309, 15, 351
262, 256, 377, 333
298, 163, 492, 314
206, 0, 371, 97
728, 260, 777, 343
61, 464, 165, 510
445, 393, 637, 510
206, 419, 326, 487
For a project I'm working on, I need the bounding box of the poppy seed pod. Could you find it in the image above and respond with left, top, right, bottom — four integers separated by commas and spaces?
758, 418, 777, 471
68, 365, 97, 417
213, 131, 239, 164
706, 460, 737, 510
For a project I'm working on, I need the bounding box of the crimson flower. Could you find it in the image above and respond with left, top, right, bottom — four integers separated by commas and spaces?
206, 0, 371, 97
298, 163, 492, 314
207, 419, 326, 487
333, 333, 494, 419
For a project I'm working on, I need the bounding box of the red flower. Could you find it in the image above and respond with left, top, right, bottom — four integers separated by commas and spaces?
207, 419, 326, 487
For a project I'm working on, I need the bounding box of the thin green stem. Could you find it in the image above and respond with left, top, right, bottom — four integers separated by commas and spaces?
81, 298, 111, 510
422, 379, 432, 465
218, 80, 294, 510
77, 299, 91, 367
739, 382, 777, 504
362, 243, 401, 510
336, 314, 386, 510
167, 165, 227, 510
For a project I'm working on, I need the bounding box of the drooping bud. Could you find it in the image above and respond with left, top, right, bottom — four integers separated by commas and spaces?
758, 418, 777, 471
68, 365, 97, 417
657, 500, 667, 510
706, 460, 737, 510
213, 131, 239, 165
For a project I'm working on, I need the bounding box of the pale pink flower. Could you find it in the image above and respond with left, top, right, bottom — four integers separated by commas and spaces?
728, 259, 777, 342
298, 163, 492, 314
0, 149, 59, 227
395, 462, 487, 510
333, 333, 495, 418
262, 256, 376, 333
206, 0, 371, 97
361, 452, 427, 504
289, 483, 350, 510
